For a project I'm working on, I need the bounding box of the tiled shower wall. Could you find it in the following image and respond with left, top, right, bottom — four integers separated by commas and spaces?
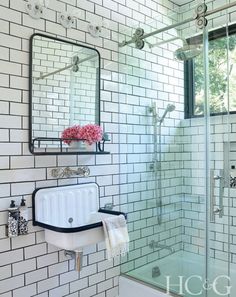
0, 0, 187, 296
120, 0, 236, 275
118, 2, 185, 272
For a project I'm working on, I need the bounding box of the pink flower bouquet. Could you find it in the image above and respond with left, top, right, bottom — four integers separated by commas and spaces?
61, 125, 80, 145
78, 124, 103, 145
61, 124, 103, 146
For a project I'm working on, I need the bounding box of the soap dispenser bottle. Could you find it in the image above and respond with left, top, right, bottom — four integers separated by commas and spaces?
7, 200, 19, 237
18, 198, 28, 235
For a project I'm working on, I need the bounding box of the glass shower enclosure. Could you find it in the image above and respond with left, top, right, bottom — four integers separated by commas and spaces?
118, 1, 236, 296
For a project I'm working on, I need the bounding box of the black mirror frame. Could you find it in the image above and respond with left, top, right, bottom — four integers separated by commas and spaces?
29, 33, 101, 155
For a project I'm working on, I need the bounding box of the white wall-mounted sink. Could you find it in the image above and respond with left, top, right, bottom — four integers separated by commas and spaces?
32, 183, 126, 251
44, 211, 121, 251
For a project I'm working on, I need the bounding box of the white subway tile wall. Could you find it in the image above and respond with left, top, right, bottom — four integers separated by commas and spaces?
0, 0, 136, 295
118, 2, 185, 273
1, 0, 236, 296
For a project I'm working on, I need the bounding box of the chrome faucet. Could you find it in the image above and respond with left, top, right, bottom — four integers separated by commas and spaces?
51, 166, 90, 178
149, 240, 175, 253
103, 203, 114, 210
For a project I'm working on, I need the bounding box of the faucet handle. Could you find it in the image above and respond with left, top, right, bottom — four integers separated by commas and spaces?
104, 203, 114, 210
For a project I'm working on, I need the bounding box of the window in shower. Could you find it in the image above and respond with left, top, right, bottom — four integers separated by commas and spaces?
185, 23, 236, 118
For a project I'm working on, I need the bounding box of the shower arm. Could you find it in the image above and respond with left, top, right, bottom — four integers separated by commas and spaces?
36, 54, 97, 80
119, 1, 236, 48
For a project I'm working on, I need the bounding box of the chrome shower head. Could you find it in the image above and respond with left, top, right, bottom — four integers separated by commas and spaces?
166, 104, 175, 112
159, 104, 175, 123
174, 44, 202, 61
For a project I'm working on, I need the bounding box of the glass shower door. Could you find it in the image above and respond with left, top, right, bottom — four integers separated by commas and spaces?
118, 1, 236, 296
204, 8, 231, 297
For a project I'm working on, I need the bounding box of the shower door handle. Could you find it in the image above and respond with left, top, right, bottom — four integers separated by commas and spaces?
218, 169, 224, 219
210, 169, 224, 223
210, 170, 216, 223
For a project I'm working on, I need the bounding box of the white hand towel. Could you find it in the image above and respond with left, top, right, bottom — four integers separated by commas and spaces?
102, 214, 129, 260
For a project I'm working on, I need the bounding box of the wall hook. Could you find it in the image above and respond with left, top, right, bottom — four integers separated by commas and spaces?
88, 23, 101, 38
59, 11, 79, 29
88, 20, 109, 38
26, 0, 49, 19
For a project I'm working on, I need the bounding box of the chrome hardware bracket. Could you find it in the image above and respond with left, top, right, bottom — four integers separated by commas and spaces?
132, 28, 145, 49
195, 3, 208, 29
64, 250, 83, 271
119, 1, 236, 48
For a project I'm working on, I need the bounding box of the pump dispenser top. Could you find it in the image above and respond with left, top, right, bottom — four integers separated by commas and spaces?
20, 198, 26, 207
9, 200, 16, 209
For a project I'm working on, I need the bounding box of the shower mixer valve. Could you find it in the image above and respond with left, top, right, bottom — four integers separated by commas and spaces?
149, 240, 175, 253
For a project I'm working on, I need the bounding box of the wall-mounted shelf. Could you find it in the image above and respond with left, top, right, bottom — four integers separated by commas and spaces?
30, 137, 110, 155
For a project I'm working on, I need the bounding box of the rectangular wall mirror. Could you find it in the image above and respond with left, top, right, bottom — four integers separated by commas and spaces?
29, 33, 101, 155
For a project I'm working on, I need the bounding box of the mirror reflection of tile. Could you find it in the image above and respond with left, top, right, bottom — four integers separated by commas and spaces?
31, 35, 100, 149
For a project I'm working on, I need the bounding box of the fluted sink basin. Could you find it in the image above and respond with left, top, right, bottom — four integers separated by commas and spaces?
32, 183, 126, 251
